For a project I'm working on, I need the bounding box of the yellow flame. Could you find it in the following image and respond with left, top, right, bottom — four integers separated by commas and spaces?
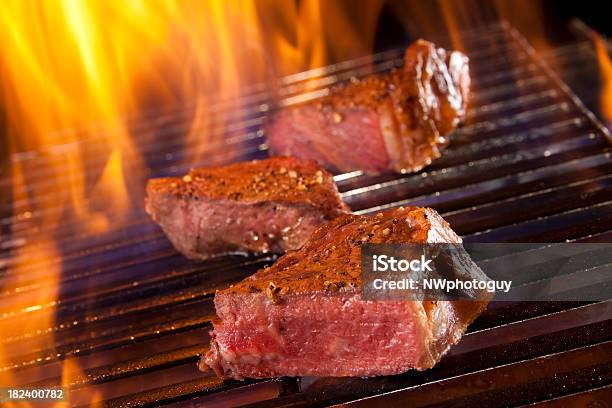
2, 0, 571, 402
0, 2, 386, 402
0, 1, 386, 232
2, 0, 570, 404
0, 0, 151, 236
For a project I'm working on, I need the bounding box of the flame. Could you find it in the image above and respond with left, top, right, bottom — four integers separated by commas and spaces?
2, 1, 560, 402
0, 0, 581, 403
0, 0, 147, 236
59, 358, 103, 407
182, 0, 384, 163
594, 35, 612, 126
0, 244, 61, 408
0, 1, 385, 232
0, 1, 384, 402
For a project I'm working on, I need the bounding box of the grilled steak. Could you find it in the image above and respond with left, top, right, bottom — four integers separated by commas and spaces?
203, 207, 491, 379
266, 39, 470, 174
145, 157, 350, 260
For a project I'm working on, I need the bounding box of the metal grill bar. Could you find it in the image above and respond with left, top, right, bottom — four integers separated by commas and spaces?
526, 385, 612, 407
0, 25, 582, 218
343, 342, 612, 407
1, 66, 561, 235
0, 26, 512, 180
1, 110, 604, 260
2, 47, 607, 290
1, 21, 611, 407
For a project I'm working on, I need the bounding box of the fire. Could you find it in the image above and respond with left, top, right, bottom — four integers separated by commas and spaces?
0, 244, 61, 407
60, 359, 103, 406
0, 1, 382, 402
0, 0, 146, 235
0, 0, 582, 403
0, 1, 384, 235
5, 0, 577, 403
593, 35, 612, 126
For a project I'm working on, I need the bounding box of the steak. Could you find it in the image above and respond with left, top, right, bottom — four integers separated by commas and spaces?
266, 39, 470, 174
145, 157, 350, 260
202, 207, 491, 379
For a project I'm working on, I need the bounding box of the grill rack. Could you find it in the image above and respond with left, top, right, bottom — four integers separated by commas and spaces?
0, 21, 611, 407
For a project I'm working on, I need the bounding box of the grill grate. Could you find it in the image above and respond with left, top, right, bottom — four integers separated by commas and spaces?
1, 21, 611, 407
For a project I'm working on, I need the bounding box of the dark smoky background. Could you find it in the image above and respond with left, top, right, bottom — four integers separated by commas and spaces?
371, 0, 609, 51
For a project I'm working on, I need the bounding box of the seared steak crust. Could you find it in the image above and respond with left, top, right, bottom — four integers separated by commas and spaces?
266, 39, 470, 174
203, 207, 490, 379
145, 157, 350, 260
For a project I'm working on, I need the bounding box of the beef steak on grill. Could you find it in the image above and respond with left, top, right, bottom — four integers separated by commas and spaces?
265, 39, 470, 174
202, 207, 490, 379
145, 157, 350, 260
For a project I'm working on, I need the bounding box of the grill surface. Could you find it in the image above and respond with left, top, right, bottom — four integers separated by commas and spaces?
1, 22, 611, 407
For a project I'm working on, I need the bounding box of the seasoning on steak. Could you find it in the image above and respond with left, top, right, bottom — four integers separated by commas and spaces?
265, 39, 470, 174
145, 157, 350, 260
202, 207, 491, 379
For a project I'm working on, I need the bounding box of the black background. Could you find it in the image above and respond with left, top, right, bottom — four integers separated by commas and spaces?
372, 0, 610, 52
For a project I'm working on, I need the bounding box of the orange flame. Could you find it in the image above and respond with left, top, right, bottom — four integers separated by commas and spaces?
0, 1, 386, 233
0, 1, 385, 402
0, 244, 61, 407
0, 0, 578, 403
594, 35, 612, 124
0, 0, 147, 235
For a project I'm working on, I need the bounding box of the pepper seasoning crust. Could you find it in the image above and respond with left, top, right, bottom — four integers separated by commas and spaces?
223, 207, 457, 300
148, 156, 349, 218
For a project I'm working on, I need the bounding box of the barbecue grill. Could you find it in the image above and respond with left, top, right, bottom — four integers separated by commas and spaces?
1, 21, 611, 407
